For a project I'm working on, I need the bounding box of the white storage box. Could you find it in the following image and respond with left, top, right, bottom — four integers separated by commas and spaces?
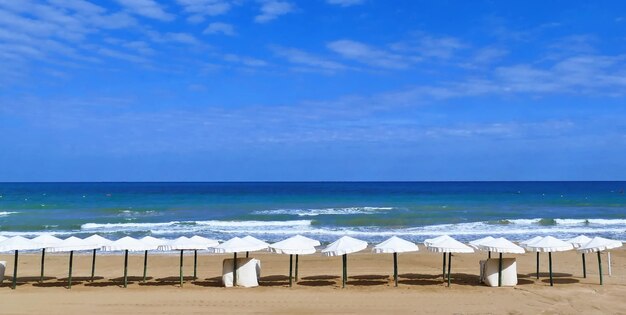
222, 258, 261, 288
0, 261, 5, 283
481, 258, 517, 287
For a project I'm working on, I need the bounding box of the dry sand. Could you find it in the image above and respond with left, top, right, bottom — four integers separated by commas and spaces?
1, 246, 625, 314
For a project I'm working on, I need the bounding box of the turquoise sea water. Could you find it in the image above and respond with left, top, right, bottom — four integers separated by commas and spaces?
0, 182, 625, 243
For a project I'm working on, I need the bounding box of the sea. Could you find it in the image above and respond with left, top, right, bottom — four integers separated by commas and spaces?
0, 182, 625, 243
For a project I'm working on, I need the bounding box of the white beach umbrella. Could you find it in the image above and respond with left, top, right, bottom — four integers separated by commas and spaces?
567, 234, 593, 278
157, 237, 209, 287
102, 237, 159, 288
426, 236, 473, 287
242, 236, 269, 257
568, 235, 592, 248
0, 236, 41, 289
322, 236, 368, 288
525, 236, 573, 286
210, 237, 267, 287
577, 237, 623, 285
424, 235, 454, 246
476, 237, 525, 287
82, 234, 113, 282
469, 236, 496, 258
46, 236, 100, 289
373, 236, 418, 287
138, 236, 167, 283
188, 236, 219, 280
269, 235, 320, 287
31, 234, 63, 283
520, 236, 545, 280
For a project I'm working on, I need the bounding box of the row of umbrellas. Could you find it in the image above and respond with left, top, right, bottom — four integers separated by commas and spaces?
0, 234, 622, 290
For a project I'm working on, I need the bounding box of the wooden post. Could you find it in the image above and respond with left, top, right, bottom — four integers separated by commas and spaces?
179, 250, 184, 288
246, 251, 249, 258
582, 253, 586, 278
295, 254, 299, 281
536, 252, 540, 279
488, 251, 491, 259
548, 252, 553, 286
608, 252, 612, 276
498, 253, 503, 287
193, 250, 198, 280
342, 254, 347, 288
91, 249, 96, 282
123, 250, 129, 288
142, 250, 148, 283
598, 251, 603, 285
40, 248, 46, 283
68, 251, 74, 289
393, 252, 398, 287
12, 250, 18, 290
289, 254, 293, 287
233, 252, 238, 287
447, 252, 452, 287
442, 253, 447, 279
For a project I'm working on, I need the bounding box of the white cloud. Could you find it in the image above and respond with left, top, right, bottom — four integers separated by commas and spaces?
115, 0, 174, 21
327, 39, 417, 69
272, 46, 348, 72
326, 0, 364, 7
204, 22, 236, 36
255, 0, 294, 23
391, 34, 465, 59
223, 54, 268, 67
176, 0, 233, 24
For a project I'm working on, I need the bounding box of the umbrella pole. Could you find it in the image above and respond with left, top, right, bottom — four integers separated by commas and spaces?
536, 252, 540, 279
582, 253, 586, 278
295, 254, 299, 281
179, 250, 184, 288
447, 252, 452, 287
442, 253, 446, 279
91, 249, 96, 282
498, 253, 503, 287
548, 252, 553, 286
40, 248, 46, 283
342, 254, 347, 288
597, 251, 603, 285
12, 250, 18, 290
193, 250, 198, 280
123, 250, 128, 288
233, 252, 237, 287
143, 250, 148, 283
68, 250, 74, 289
393, 252, 398, 287
289, 254, 293, 287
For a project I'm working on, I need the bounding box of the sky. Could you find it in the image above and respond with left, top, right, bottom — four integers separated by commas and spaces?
0, 0, 625, 181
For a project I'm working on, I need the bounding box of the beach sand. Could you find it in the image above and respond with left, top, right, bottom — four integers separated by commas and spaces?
1, 247, 624, 314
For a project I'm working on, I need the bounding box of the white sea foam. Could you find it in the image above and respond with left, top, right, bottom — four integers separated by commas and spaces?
253, 207, 394, 216
0, 211, 19, 216
194, 220, 312, 227
81, 221, 180, 230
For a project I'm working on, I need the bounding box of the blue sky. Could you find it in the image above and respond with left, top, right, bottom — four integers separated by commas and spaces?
1, 0, 625, 181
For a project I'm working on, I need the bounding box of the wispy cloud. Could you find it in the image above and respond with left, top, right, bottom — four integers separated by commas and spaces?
223, 54, 268, 67
115, 0, 175, 21
272, 46, 348, 72
327, 39, 418, 69
176, 0, 233, 23
326, 0, 364, 7
204, 22, 236, 36
255, 0, 295, 23
391, 33, 465, 59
